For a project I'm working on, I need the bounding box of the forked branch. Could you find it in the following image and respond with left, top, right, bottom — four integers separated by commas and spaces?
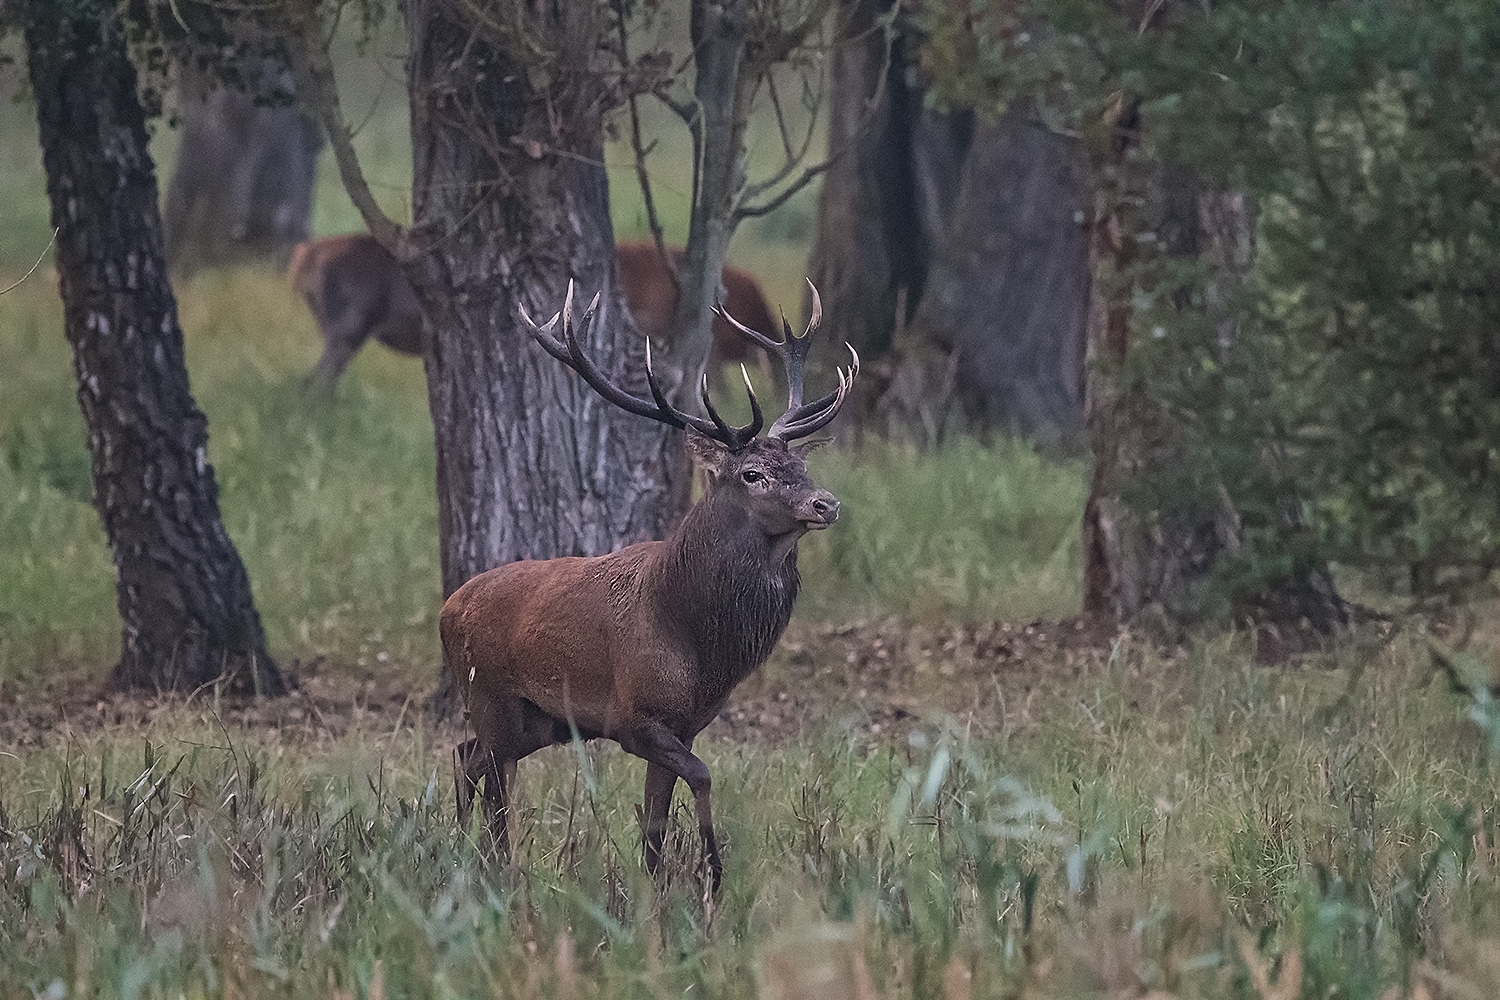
280, 0, 405, 255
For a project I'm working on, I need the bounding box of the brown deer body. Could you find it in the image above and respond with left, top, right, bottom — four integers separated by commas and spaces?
442, 283, 856, 890
615, 241, 780, 384
288, 233, 427, 388
288, 233, 778, 390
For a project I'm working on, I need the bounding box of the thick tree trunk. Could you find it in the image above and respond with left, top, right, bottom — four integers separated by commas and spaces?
809, 2, 1089, 443
913, 109, 1091, 444
806, 0, 934, 363
163, 58, 323, 274
24, 0, 284, 694
403, 2, 681, 705
1081, 150, 1233, 636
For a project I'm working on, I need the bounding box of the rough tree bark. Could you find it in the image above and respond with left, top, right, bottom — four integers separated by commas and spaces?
406, 0, 680, 592
1080, 151, 1218, 634
284, 0, 682, 704
24, 0, 285, 694
1081, 130, 1346, 645
807, 1, 1091, 442
913, 109, 1091, 443
163, 57, 323, 274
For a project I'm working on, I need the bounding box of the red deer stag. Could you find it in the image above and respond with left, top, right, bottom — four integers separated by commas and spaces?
441, 280, 857, 891
288, 233, 779, 390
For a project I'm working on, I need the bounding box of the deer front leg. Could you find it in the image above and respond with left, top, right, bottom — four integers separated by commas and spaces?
642, 761, 679, 877
454, 736, 481, 827
627, 725, 722, 894
475, 746, 513, 859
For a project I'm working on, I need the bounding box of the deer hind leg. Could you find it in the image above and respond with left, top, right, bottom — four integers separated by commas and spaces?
454, 736, 482, 828
305, 330, 363, 390
627, 725, 722, 895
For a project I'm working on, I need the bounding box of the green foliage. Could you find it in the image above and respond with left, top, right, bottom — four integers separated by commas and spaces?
923, 0, 1500, 608
1145, 1, 1500, 606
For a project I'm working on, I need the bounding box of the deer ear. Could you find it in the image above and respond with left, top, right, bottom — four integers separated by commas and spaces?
790, 437, 832, 458
685, 430, 732, 479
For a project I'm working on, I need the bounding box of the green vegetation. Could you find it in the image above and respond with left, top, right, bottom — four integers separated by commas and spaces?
925, 0, 1500, 609
4, 631, 1500, 997
7, 4, 1500, 997
0, 267, 1084, 683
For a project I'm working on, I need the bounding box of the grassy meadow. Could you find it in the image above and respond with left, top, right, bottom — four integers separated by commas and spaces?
4, 21, 1500, 1000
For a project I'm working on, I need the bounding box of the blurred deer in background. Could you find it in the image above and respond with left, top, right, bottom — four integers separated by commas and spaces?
288, 233, 426, 389
289, 233, 780, 391
441, 280, 856, 892
614, 240, 780, 390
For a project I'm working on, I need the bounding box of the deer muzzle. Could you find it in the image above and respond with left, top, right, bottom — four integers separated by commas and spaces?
801, 491, 840, 529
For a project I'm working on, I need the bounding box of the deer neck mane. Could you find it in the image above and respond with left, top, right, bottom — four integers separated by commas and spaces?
654, 487, 801, 692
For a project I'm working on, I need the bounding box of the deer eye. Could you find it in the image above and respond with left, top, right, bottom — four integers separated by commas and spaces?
741, 469, 765, 485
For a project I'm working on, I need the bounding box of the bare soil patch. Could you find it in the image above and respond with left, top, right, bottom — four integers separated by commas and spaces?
0, 619, 1113, 750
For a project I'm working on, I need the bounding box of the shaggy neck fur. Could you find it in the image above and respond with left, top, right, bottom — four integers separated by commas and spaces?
655, 485, 802, 701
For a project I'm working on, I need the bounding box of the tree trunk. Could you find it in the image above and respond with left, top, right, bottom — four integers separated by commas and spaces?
806, 0, 934, 363
655, 0, 749, 402
403, 1, 681, 705
808, 2, 1090, 444
1081, 145, 1346, 644
913, 109, 1091, 444
24, 0, 284, 695
163, 58, 323, 274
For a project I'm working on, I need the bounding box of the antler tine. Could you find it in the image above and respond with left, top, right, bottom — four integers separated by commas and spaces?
524, 282, 763, 449
739, 364, 765, 434
714, 278, 827, 425
770, 345, 858, 440
713, 299, 784, 353
760, 282, 856, 441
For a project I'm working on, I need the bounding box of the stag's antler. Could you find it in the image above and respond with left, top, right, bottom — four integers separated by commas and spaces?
713, 280, 859, 442
522, 281, 764, 450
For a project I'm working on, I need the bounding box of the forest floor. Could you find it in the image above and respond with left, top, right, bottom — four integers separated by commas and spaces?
0, 617, 1108, 750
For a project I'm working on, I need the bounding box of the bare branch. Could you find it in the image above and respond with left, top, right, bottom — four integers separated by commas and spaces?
614, 0, 677, 291
765, 71, 796, 164
280, 1, 405, 255
0, 228, 57, 296
739, 64, 823, 203
736, 7, 895, 221
661, 91, 698, 123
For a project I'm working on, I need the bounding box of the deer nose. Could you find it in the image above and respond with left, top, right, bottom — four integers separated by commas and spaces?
810, 494, 839, 523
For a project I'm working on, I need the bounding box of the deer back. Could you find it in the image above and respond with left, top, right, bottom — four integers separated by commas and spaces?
289, 233, 425, 356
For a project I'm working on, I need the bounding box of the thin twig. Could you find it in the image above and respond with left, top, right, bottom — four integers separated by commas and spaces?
735, 2, 895, 220
738, 68, 823, 202
0, 228, 58, 296
765, 72, 796, 163
615, 0, 678, 290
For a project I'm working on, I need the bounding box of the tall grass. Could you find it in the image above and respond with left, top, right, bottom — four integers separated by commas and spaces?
3, 633, 1499, 998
